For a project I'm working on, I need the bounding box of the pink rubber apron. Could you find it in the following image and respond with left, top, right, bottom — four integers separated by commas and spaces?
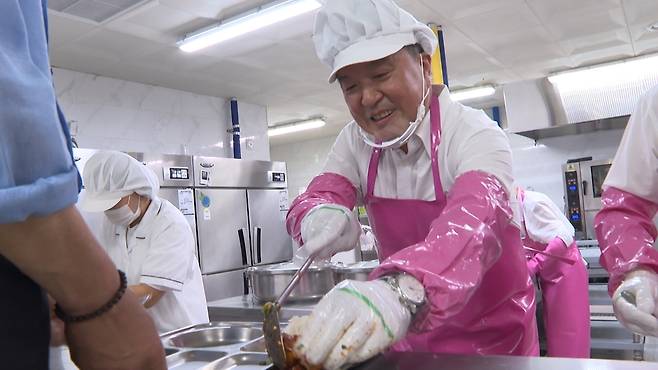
364, 93, 538, 356
518, 190, 591, 358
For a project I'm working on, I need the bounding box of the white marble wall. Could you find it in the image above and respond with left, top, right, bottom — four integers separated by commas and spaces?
270, 135, 337, 203
53, 68, 270, 160
271, 128, 626, 212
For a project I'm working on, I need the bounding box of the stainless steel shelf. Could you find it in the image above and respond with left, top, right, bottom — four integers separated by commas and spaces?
590, 320, 644, 352
515, 116, 628, 141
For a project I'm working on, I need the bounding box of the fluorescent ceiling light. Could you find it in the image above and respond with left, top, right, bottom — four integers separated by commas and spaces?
547, 54, 658, 123
268, 118, 326, 137
547, 54, 658, 91
178, 0, 321, 53
451, 85, 496, 102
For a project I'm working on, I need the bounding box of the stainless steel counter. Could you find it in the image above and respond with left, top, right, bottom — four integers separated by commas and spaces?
161, 317, 657, 369
354, 353, 657, 370
207, 294, 315, 322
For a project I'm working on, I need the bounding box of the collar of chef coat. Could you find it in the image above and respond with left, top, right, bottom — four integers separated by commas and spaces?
127, 196, 163, 239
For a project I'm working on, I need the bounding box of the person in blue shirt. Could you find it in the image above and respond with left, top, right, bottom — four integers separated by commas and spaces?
0, 1, 165, 369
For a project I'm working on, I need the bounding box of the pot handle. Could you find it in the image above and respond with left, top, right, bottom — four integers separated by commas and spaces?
237, 228, 248, 266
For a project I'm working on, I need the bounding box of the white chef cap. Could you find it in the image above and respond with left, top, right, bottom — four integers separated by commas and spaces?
313, 0, 437, 83
78, 151, 160, 212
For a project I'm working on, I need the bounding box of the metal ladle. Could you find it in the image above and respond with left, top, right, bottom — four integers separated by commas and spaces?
263, 253, 317, 369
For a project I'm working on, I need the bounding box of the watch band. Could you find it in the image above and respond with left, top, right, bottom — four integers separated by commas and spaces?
380, 274, 424, 316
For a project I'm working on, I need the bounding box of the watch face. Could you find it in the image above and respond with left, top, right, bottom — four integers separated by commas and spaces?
398, 275, 425, 305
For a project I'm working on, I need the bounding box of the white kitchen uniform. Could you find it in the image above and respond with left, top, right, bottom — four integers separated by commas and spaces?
519, 190, 575, 246
323, 87, 514, 202
604, 84, 658, 202
100, 196, 208, 333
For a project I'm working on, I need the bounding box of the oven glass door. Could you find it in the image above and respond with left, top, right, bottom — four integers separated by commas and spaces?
582, 160, 612, 211
591, 164, 611, 198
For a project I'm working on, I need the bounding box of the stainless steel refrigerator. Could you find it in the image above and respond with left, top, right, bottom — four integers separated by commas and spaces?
193, 156, 292, 301
128, 152, 198, 255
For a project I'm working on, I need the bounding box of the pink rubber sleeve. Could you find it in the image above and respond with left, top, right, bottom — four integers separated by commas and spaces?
594, 186, 658, 295
370, 171, 512, 331
286, 172, 358, 245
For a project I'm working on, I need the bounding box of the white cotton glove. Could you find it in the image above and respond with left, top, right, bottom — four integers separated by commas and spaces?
300, 204, 360, 259
612, 269, 658, 337
285, 279, 411, 370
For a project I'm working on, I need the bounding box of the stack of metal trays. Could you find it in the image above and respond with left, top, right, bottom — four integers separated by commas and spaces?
161, 321, 274, 369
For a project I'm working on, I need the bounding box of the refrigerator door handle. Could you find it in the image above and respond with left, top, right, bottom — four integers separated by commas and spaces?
254, 226, 262, 264
237, 228, 248, 266
243, 271, 250, 295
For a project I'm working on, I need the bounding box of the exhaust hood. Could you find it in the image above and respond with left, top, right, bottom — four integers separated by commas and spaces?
504, 54, 658, 140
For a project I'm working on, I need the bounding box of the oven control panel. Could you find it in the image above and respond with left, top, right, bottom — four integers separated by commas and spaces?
564, 169, 583, 232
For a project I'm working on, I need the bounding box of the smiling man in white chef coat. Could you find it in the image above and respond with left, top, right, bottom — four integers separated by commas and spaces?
282, 1, 538, 369
79, 150, 209, 333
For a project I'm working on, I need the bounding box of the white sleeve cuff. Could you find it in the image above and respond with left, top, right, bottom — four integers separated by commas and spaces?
141, 274, 183, 291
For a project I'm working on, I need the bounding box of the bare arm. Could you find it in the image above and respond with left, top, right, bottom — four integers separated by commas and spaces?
0, 206, 166, 370
130, 284, 166, 308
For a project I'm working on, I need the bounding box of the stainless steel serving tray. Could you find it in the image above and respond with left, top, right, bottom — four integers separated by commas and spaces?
161, 321, 274, 370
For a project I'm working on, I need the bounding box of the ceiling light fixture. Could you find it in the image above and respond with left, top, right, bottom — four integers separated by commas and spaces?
451, 85, 496, 102
547, 54, 658, 92
178, 0, 321, 53
547, 54, 658, 123
268, 117, 326, 137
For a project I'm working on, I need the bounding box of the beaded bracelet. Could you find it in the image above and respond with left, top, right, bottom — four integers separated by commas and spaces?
55, 269, 127, 323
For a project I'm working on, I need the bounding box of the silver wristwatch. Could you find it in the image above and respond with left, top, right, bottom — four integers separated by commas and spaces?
381, 274, 426, 315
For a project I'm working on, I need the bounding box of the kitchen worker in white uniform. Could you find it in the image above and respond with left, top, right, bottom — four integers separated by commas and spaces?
595, 84, 658, 337
515, 187, 590, 357
79, 150, 209, 333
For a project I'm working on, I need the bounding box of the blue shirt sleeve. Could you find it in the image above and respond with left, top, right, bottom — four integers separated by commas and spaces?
0, 0, 80, 223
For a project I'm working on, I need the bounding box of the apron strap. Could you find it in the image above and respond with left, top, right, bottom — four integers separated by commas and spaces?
366, 93, 445, 202
429, 93, 446, 203
366, 147, 382, 197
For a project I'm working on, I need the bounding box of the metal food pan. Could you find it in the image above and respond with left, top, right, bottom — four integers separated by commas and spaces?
331, 261, 379, 284
205, 353, 272, 370
247, 264, 334, 303
165, 348, 180, 356
167, 350, 228, 370
239, 336, 267, 353
167, 325, 263, 348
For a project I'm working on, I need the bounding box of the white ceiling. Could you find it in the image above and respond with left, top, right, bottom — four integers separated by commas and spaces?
47, 0, 658, 146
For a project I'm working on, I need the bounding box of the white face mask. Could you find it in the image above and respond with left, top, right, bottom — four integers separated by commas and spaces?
358, 56, 431, 149
105, 194, 141, 226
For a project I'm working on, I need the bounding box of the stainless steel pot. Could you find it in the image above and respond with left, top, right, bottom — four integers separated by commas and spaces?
331, 260, 379, 283
247, 262, 335, 303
